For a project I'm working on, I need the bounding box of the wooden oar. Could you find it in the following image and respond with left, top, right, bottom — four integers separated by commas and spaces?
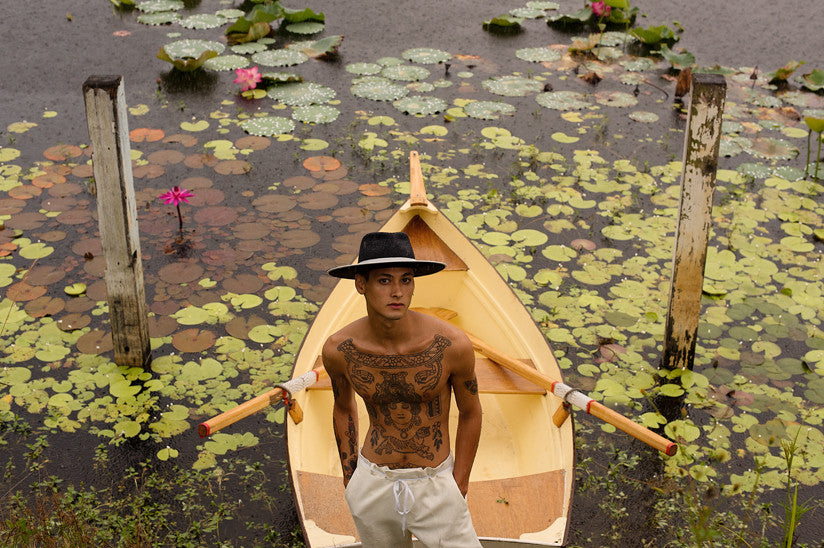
417, 307, 677, 456
198, 367, 325, 438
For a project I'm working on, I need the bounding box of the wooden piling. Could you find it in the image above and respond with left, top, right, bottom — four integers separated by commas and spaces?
661, 73, 727, 372
82, 76, 151, 368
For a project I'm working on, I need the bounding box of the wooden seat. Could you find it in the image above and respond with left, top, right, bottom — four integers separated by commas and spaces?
307, 356, 546, 395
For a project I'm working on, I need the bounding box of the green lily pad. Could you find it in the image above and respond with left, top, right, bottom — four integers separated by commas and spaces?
351, 80, 409, 101
464, 101, 516, 120
251, 49, 308, 67
292, 105, 340, 124
628, 111, 660, 123
136, 0, 183, 13
483, 75, 544, 97
346, 62, 382, 75
179, 14, 226, 30
231, 41, 268, 55
286, 21, 325, 34
161, 39, 225, 59
515, 47, 562, 63
157, 446, 180, 461
381, 65, 430, 82
535, 91, 590, 110
402, 47, 451, 65
240, 116, 296, 136
393, 96, 448, 116
800, 69, 824, 92
203, 55, 249, 71
137, 12, 180, 25
267, 82, 336, 105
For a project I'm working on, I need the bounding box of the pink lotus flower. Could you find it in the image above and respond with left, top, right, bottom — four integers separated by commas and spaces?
158, 186, 194, 206
591, 1, 610, 17
158, 187, 194, 232
234, 66, 262, 91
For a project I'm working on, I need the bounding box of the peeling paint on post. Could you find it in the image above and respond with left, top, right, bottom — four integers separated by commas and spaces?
82, 75, 152, 368
662, 74, 726, 372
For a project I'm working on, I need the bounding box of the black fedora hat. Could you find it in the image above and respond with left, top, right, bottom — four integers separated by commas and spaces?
327, 232, 446, 279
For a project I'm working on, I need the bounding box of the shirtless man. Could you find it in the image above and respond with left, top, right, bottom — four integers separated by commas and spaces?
323, 231, 483, 547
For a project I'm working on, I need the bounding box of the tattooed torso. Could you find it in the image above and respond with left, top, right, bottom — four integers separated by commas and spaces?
338, 334, 452, 468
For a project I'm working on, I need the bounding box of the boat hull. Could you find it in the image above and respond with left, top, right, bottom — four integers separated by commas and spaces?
287, 162, 574, 546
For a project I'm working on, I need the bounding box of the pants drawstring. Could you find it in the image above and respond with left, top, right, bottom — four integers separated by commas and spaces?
393, 479, 415, 532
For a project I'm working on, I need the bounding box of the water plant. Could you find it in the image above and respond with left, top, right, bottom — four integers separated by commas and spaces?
234, 66, 263, 92
158, 186, 194, 232
804, 115, 824, 180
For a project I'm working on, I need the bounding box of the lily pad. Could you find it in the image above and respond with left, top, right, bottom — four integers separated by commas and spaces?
137, 12, 181, 25
240, 116, 295, 136
161, 39, 225, 59
179, 14, 226, 30
267, 82, 336, 106
483, 75, 544, 97
381, 65, 431, 82
351, 80, 409, 101
535, 90, 590, 110
346, 62, 382, 75
251, 49, 308, 67
393, 96, 448, 116
286, 21, 325, 34
136, 0, 183, 13
203, 55, 249, 71
515, 47, 562, 63
402, 47, 451, 65
292, 105, 340, 124
464, 101, 516, 120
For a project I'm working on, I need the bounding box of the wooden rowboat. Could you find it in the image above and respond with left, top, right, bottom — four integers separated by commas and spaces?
286, 151, 575, 546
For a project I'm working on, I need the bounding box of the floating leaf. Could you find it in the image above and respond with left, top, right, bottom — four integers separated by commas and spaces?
515, 47, 562, 63
268, 82, 336, 105
535, 90, 590, 110
300, 35, 343, 58
402, 47, 451, 65
292, 105, 340, 124
179, 14, 226, 30
464, 101, 516, 120
393, 96, 448, 116
240, 116, 295, 136
483, 75, 543, 97
203, 55, 249, 71
351, 79, 409, 101
286, 21, 324, 34
381, 65, 430, 82
252, 49, 308, 67
136, 0, 183, 13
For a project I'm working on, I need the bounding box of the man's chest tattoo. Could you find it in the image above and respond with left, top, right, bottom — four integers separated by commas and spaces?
338, 335, 451, 401
338, 335, 451, 461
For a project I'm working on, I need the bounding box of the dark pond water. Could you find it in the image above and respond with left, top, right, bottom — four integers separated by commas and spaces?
2, 0, 824, 546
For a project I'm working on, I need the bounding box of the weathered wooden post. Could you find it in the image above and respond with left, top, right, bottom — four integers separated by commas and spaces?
83, 76, 151, 368
661, 73, 727, 373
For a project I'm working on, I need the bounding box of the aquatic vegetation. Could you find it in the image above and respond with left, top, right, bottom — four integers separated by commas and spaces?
233, 66, 263, 91
158, 186, 194, 232
803, 115, 824, 180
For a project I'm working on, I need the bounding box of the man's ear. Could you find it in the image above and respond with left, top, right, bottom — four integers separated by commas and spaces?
354, 273, 366, 294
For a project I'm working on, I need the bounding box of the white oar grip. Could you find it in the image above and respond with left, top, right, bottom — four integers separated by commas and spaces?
552, 382, 593, 411
278, 370, 320, 395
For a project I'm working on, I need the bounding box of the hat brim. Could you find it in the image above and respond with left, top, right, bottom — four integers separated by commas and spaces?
327, 257, 446, 279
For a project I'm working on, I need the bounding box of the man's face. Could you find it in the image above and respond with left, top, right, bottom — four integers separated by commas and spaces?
355, 266, 415, 321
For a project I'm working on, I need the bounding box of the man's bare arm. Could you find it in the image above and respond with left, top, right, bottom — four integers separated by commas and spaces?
450, 334, 482, 497
324, 342, 359, 486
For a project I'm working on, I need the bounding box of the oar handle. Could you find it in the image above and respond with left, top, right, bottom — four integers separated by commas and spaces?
198, 367, 325, 438
552, 382, 677, 456
466, 331, 677, 456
